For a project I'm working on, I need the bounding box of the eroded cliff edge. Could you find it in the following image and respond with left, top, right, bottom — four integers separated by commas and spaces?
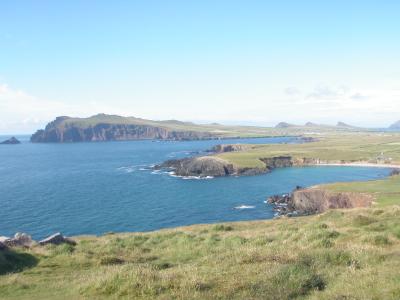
268, 187, 374, 216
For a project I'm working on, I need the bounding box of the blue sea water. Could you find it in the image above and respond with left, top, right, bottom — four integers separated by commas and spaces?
0, 135, 392, 239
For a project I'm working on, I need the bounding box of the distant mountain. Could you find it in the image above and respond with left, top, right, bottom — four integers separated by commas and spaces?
336, 121, 354, 128
305, 122, 318, 126
275, 122, 295, 128
30, 114, 219, 143
389, 120, 400, 130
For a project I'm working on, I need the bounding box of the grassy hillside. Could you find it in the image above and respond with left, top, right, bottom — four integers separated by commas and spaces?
217, 133, 400, 168
1, 178, 400, 299
325, 174, 400, 206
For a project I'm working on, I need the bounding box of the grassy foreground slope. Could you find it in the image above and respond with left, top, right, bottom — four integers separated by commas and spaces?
217, 133, 400, 168
1, 178, 400, 299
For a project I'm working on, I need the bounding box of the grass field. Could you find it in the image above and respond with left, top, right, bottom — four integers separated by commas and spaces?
217, 133, 400, 168
325, 174, 400, 206
1, 176, 400, 299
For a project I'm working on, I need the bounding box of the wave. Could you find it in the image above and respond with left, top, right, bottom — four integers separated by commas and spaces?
181, 175, 214, 180
234, 205, 255, 210
118, 164, 153, 173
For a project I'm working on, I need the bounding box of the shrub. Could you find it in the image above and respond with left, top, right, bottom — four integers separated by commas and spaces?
353, 215, 376, 226
373, 235, 391, 246
213, 224, 234, 232
99, 256, 125, 266
51, 243, 75, 255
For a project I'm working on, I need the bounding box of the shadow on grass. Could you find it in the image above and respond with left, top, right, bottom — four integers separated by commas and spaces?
0, 249, 38, 275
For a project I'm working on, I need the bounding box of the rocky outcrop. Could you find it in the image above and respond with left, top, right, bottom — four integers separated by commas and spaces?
390, 169, 400, 176
31, 115, 218, 143
261, 156, 293, 170
292, 188, 373, 214
210, 144, 251, 153
0, 137, 21, 144
0, 233, 33, 248
38, 233, 76, 246
157, 156, 236, 177
0, 232, 76, 248
0, 241, 6, 250
268, 187, 373, 217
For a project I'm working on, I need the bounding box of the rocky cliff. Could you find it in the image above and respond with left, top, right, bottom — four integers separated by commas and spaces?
31, 115, 216, 143
268, 187, 374, 216
292, 188, 373, 214
157, 156, 236, 177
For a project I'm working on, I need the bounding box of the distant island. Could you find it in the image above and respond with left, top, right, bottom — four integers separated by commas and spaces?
0, 137, 21, 145
30, 114, 222, 143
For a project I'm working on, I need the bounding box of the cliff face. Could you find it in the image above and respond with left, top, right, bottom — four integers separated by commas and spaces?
210, 144, 251, 153
291, 188, 373, 214
158, 156, 235, 177
261, 156, 293, 169
31, 116, 215, 143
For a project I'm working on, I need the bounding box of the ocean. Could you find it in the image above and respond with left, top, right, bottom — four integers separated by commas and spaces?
0, 135, 391, 239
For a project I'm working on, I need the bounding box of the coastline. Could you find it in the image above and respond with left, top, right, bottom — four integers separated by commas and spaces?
312, 162, 400, 169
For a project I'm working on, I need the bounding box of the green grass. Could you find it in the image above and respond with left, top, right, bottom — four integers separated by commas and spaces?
217, 133, 400, 168
1, 203, 400, 299
325, 175, 400, 206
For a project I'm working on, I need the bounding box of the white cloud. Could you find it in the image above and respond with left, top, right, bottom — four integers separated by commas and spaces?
0, 83, 126, 134
278, 84, 400, 127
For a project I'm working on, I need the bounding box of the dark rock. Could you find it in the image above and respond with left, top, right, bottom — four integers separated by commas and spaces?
39, 233, 76, 246
0, 241, 6, 250
236, 167, 267, 176
260, 156, 293, 170
0, 137, 21, 144
298, 136, 318, 143
210, 144, 249, 153
0, 233, 33, 248
390, 169, 400, 176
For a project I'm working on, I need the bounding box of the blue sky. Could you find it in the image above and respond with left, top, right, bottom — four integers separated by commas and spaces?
1, 0, 399, 133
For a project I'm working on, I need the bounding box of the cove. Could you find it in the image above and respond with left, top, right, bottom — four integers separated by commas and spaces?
0, 136, 391, 239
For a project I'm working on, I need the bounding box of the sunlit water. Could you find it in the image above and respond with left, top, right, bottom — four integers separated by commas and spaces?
0, 135, 391, 239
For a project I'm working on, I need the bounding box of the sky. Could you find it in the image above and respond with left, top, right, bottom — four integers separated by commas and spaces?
1, 0, 400, 133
